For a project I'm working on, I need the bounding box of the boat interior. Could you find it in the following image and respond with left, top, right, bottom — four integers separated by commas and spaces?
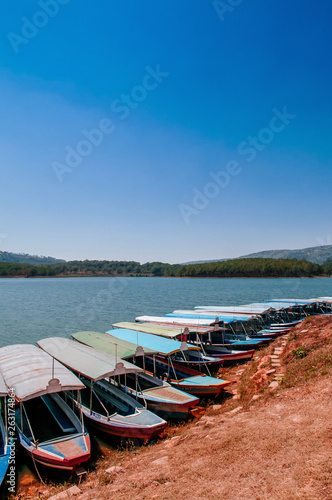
79, 378, 138, 417
116, 372, 163, 393
133, 355, 198, 381
16, 393, 80, 444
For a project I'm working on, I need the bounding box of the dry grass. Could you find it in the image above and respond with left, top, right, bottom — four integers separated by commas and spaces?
64, 374, 332, 500
282, 315, 332, 388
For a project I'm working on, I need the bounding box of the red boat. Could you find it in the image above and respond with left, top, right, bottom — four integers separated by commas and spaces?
0, 344, 90, 472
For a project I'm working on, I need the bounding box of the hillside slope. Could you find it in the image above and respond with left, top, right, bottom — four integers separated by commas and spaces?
0, 251, 65, 265
239, 244, 332, 264
181, 245, 332, 265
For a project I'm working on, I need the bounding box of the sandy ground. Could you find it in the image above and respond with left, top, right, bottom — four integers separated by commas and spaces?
70, 373, 331, 500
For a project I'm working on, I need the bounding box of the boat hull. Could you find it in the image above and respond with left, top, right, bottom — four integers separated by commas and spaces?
0, 409, 10, 487
171, 357, 224, 371
125, 387, 199, 419
204, 348, 255, 364
134, 355, 230, 399
224, 341, 264, 351
79, 406, 166, 443
17, 432, 91, 471
0, 454, 10, 487
144, 399, 197, 419
172, 379, 228, 398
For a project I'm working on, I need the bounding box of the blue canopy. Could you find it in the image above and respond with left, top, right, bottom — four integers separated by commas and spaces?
106, 328, 199, 356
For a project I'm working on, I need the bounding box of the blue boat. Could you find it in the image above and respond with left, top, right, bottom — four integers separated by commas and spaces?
0, 371, 10, 488
106, 329, 231, 398
72, 331, 200, 420
107, 327, 223, 370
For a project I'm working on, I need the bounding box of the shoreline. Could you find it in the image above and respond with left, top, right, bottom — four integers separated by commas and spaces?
0, 274, 330, 279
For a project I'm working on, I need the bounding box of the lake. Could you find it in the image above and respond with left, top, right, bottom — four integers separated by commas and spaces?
0, 276, 331, 348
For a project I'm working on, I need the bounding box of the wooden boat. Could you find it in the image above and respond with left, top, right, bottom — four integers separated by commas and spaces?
0, 372, 10, 487
113, 322, 254, 365
257, 329, 290, 337
179, 326, 267, 352
38, 337, 167, 442
194, 305, 274, 315
196, 344, 255, 364
169, 349, 224, 370
195, 305, 277, 326
133, 354, 230, 398
215, 337, 267, 351
171, 310, 257, 320
113, 321, 208, 339
269, 322, 299, 329
164, 312, 260, 327
105, 330, 231, 398
107, 327, 223, 371
72, 331, 199, 419
136, 315, 219, 327
0, 344, 90, 472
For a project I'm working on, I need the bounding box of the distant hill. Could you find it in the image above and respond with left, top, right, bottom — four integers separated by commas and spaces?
0, 251, 66, 265
181, 245, 332, 266
180, 259, 229, 265
239, 245, 332, 265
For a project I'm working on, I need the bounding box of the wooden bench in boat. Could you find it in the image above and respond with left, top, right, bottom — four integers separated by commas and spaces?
41, 395, 76, 433
93, 381, 132, 415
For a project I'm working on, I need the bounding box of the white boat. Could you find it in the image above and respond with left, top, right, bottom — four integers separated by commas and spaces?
0, 344, 91, 471
38, 337, 167, 443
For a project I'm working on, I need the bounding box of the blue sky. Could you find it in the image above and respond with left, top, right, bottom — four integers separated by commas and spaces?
0, 0, 331, 263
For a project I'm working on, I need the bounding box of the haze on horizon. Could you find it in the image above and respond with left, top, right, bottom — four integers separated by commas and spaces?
0, 1, 331, 264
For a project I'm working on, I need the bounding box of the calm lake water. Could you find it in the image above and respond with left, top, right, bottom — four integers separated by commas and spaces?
0, 276, 331, 348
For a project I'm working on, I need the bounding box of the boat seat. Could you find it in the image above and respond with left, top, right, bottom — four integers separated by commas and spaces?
93, 383, 131, 415
41, 395, 76, 433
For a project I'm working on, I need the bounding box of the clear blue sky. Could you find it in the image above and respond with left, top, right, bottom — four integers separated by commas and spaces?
0, 1, 331, 263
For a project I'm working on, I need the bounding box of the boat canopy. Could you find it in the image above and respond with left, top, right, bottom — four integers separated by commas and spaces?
37, 337, 143, 381
195, 305, 273, 314
135, 315, 221, 326
165, 313, 246, 323
72, 331, 157, 359
266, 299, 317, 305
0, 370, 7, 397
113, 322, 186, 339
316, 297, 332, 303
171, 310, 256, 320
0, 344, 85, 402
249, 301, 301, 311
107, 328, 200, 356
141, 322, 220, 334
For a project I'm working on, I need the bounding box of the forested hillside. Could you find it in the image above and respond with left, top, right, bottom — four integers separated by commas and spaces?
0, 258, 330, 278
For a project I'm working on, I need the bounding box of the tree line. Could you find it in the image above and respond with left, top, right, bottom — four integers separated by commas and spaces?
0, 257, 331, 278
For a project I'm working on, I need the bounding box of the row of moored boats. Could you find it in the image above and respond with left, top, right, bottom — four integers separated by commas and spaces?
0, 296, 331, 482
